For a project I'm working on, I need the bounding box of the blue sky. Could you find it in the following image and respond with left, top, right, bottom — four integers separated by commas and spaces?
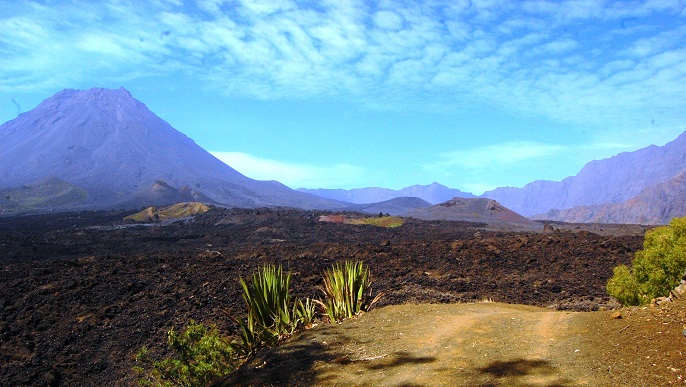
1, 0, 685, 194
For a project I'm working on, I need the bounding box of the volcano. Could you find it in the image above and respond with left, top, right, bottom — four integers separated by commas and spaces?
0, 87, 343, 212
404, 197, 542, 231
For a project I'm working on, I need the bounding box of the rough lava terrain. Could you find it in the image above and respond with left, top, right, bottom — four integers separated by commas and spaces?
1, 206, 674, 386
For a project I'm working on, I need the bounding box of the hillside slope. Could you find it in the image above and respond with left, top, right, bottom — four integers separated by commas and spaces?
0, 87, 342, 211
405, 197, 542, 230
341, 197, 431, 216
482, 132, 686, 216
533, 169, 686, 224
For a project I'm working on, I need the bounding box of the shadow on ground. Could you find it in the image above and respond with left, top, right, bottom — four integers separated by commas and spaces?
478, 358, 574, 387
217, 325, 438, 386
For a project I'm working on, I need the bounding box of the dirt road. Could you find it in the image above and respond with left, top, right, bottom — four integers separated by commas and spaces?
223, 302, 686, 386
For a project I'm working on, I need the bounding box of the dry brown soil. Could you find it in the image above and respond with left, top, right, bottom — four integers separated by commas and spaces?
223, 300, 686, 386
0, 207, 683, 386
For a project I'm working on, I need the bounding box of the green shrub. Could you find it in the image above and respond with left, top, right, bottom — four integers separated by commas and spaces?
134, 320, 235, 387
318, 261, 382, 323
607, 216, 686, 306
606, 264, 641, 306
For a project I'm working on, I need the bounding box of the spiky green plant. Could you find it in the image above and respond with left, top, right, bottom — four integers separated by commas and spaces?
295, 297, 316, 327
134, 320, 235, 387
318, 261, 382, 323
234, 265, 302, 353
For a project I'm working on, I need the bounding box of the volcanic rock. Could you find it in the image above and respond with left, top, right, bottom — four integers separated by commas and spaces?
404, 197, 542, 231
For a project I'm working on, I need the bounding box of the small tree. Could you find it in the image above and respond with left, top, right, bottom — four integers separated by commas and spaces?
607, 217, 686, 306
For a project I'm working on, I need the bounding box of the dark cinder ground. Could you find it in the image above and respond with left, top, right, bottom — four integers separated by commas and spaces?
1, 207, 678, 386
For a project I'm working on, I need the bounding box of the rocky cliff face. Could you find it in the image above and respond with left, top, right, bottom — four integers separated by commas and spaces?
533, 169, 686, 225
0, 87, 342, 211
482, 132, 686, 216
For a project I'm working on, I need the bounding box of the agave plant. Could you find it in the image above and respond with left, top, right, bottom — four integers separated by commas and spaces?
234, 265, 302, 353
318, 261, 382, 323
294, 297, 317, 328
230, 313, 261, 358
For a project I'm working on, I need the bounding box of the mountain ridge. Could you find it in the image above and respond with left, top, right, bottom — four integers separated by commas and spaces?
532, 169, 686, 225
404, 197, 542, 231
482, 133, 686, 216
340, 196, 431, 216
4, 87, 686, 223
297, 182, 474, 205
301, 131, 686, 224
0, 87, 344, 212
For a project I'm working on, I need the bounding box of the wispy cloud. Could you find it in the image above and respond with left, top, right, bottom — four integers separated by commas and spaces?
424, 138, 657, 195
210, 151, 365, 189
428, 142, 567, 171
1, 0, 685, 130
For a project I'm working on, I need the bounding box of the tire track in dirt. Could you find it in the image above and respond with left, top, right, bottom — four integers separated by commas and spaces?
223, 303, 614, 386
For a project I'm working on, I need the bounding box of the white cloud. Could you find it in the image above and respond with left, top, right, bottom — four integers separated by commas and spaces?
0, 0, 684, 134
373, 11, 403, 30
210, 151, 365, 189
430, 142, 567, 171
78, 34, 127, 57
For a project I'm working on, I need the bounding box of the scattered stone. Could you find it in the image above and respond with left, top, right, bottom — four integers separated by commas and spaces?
44, 369, 61, 387
672, 283, 686, 298
197, 250, 222, 259
611, 311, 622, 319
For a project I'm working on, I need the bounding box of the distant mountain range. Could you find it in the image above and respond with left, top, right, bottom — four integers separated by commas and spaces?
339, 197, 431, 216
483, 132, 686, 217
297, 182, 474, 205
0, 87, 343, 213
532, 169, 686, 225
303, 132, 686, 225
3, 86, 685, 225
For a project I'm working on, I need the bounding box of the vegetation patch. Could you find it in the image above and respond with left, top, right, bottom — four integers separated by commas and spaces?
0, 177, 88, 213
319, 214, 404, 228
135, 261, 380, 385
134, 320, 235, 386
125, 202, 209, 222
232, 265, 314, 357
317, 260, 382, 323
607, 216, 686, 306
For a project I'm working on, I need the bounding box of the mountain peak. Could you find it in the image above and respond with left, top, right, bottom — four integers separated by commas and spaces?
0, 87, 345, 212
33, 87, 145, 122
52, 86, 131, 99
405, 197, 541, 230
